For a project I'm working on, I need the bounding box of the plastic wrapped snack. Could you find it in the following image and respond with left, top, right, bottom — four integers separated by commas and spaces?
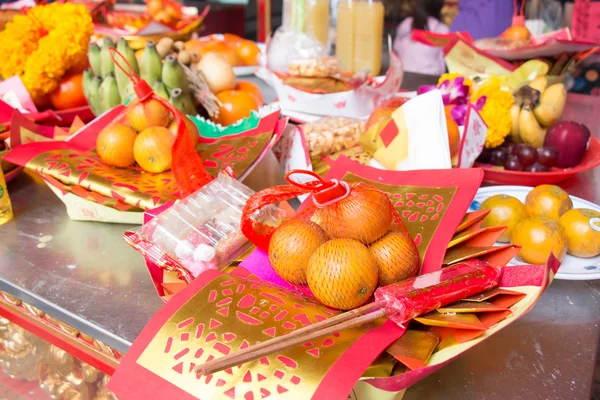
288, 57, 338, 78
125, 173, 280, 282
302, 117, 365, 157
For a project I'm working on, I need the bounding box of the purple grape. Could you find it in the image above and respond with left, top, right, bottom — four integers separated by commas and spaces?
517, 145, 537, 167
505, 155, 524, 171
490, 148, 508, 166
525, 162, 550, 172
504, 141, 517, 156
537, 146, 558, 167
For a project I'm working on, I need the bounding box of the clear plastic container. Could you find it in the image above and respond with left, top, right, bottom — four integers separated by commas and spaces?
124, 173, 280, 282
336, 0, 384, 75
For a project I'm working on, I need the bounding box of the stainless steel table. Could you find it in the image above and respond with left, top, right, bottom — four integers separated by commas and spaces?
0, 74, 599, 399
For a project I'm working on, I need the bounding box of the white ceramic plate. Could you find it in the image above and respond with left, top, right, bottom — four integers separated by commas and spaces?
469, 186, 600, 281
234, 65, 258, 77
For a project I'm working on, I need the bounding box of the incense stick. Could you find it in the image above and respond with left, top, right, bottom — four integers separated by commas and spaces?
196, 302, 386, 376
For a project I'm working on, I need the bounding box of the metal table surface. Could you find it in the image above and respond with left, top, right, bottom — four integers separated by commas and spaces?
0, 74, 599, 399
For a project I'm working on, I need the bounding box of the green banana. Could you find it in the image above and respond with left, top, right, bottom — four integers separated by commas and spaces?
152, 80, 170, 100
162, 55, 188, 93
100, 37, 115, 78
88, 43, 101, 77
169, 88, 186, 113
140, 41, 163, 85
181, 91, 196, 115
99, 73, 121, 114
88, 76, 103, 116
82, 68, 94, 100
115, 39, 139, 101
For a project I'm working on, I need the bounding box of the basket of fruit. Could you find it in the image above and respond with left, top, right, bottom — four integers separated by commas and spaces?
471, 184, 600, 280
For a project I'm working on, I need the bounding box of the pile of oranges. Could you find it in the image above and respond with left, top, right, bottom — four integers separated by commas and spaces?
96, 98, 199, 173
267, 182, 420, 311
480, 184, 600, 263
185, 34, 261, 67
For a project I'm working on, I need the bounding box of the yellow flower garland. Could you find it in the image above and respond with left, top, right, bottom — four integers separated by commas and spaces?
471, 77, 515, 149
0, 3, 93, 103
438, 72, 473, 94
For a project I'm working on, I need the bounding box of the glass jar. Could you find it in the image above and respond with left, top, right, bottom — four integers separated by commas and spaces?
282, 0, 331, 48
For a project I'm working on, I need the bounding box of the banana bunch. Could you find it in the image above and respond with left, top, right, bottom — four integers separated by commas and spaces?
510, 76, 567, 148
84, 38, 195, 116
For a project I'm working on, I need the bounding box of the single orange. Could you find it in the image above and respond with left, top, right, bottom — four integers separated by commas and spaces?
444, 106, 460, 160
235, 81, 264, 105
96, 123, 137, 168
235, 40, 261, 66
269, 219, 328, 284
133, 126, 174, 173
525, 184, 573, 220
559, 208, 600, 257
49, 73, 87, 110
167, 113, 200, 146
511, 216, 567, 264
369, 230, 420, 285
480, 194, 527, 242
306, 238, 378, 310
212, 90, 260, 126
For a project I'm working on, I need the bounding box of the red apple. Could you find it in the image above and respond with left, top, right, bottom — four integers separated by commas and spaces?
543, 121, 591, 168
365, 98, 409, 130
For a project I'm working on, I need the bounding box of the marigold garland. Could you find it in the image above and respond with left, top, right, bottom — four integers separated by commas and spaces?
438, 72, 473, 94
0, 3, 94, 103
471, 77, 515, 149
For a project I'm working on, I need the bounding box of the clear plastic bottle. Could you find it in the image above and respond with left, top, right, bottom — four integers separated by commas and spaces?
283, 0, 330, 48
0, 168, 13, 225
335, 0, 384, 75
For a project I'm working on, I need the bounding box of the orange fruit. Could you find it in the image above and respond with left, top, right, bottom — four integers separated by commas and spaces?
212, 90, 260, 126
480, 194, 527, 242
133, 127, 174, 173
96, 123, 137, 168
306, 238, 378, 310
369, 231, 420, 285
235, 81, 264, 105
525, 184, 573, 220
235, 40, 261, 66
310, 182, 394, 245
197, 42, 240, 66
559, 208, 600, 257
167, 114, 200, 146
444, 106, 460, 160
49, 73, 87, 110
269, 219, 328, 284
511, 216, 567, 264
125, 99, 172, 132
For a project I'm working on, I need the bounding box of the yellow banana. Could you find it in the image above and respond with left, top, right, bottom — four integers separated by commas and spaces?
519, 103, 547, 148
533, 83, 567, 127
510, 103, 522, 143
528, 76, 548, 93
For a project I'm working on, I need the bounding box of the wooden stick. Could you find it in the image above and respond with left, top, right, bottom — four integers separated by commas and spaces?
196, 303, 387, 376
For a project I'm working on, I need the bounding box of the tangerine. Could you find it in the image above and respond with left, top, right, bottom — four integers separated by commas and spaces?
96, 123, 137, 168
235, 40, 261, 66
269, 219, 328, 284
369, 231, 420, 285
235, 81, 264, 105
511, 216, 567, 264
212, 90, 260, 126
480, 194, 527, 242
125, 99, 172, 132
49, 73, 87, 110
559, 208, 600, 257
167, 114, 200, 146
133, 126, 174, 173
306, 238, 378, 310
525, 184, 573, 220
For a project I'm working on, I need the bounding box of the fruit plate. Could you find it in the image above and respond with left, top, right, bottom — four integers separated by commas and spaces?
469, 185, 600, 280
476, 136, 600, 186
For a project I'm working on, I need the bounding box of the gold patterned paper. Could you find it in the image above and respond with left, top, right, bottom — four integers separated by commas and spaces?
137, 274, 383, 399
341, 172, 457, 261
312, 146, 373, 176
